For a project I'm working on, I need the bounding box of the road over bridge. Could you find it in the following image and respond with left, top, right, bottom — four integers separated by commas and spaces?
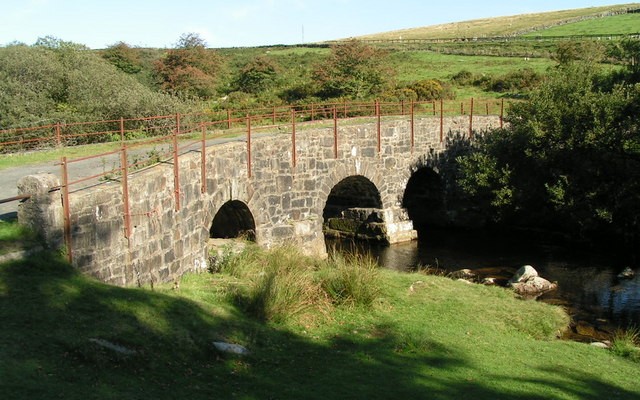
17, 107, 502, 286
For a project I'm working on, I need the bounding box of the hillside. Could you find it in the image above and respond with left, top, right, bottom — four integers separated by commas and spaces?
353, 3, 640, 41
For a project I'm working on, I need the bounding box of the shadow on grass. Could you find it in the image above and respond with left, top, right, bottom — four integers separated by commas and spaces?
1, 252, 638, 400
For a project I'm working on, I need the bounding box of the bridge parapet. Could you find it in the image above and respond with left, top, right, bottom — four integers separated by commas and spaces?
18, 114, 502, 286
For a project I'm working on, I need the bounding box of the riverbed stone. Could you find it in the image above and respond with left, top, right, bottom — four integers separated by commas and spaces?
617, 267, 635, 279
509, 265, 539, 285
511, 276, 557, 296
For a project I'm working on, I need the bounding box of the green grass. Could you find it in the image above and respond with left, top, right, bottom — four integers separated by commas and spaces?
0, 219, 40, 256
1, 243, 639, 399
389, 51, 555, 83
356, 4, 640, 40
524, 13, 640, 37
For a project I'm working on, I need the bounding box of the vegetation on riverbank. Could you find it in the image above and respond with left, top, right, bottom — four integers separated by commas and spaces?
1, 232, 639, 399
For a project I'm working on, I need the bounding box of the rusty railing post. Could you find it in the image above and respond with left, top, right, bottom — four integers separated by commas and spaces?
376, 100, 381, 154
121, 147, 132, 241
246, 114, 252, 179
119, 117, 125, 143
440, 98, 444, 143
291, 109, 297, 169
60, 157, 72, 263
401, 99, 405, 116
469, 97, 474, 139
272, 106, 276, 125
227, 109, 232, 130
333, 106, 338, 159
55, 123, 62, 147
410, 100, 415, 152
201, 123, 207, 194
172, 122, 180, 211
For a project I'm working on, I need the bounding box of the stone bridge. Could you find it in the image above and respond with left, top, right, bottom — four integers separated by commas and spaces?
18, 115, 501, 286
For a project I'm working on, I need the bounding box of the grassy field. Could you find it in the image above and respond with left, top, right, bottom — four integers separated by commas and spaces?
354, 4, 640, 40
1, 221, 638, 400
523, 12, 640, 37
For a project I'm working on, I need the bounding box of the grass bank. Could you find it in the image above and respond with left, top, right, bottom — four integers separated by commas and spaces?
1, 239, 638, 399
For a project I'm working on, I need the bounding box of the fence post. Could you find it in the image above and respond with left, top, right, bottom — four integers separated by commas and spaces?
343, 100, 348, 118
469, 97, 474, 139
121, 147, 132, 241
201, 123, 207, 194
333, 106, 338, 159
401, 99, 405, 116
410, 100, 415, 152
55, 123, 62, 147
291, 109, 297, 169
120, 117, 125, 143
311, 103, 315, 121
173, 124, 180, 211
440, 98, 444, 143
376, 100, 381, 154
60, 157, 72, 263
500, 98, 504, 128
175, 113, 181, 136
227, 109, 232, 130
273, 106, 276, 125
246, 115, 252, 179
432, 101, 436, 116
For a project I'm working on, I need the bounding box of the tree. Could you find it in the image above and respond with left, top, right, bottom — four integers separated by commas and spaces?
456, 53, 640, 249
102, 41, 142, 74
154, 33, 223, 99
313, 40, 394, 100
234, 55, 280, 94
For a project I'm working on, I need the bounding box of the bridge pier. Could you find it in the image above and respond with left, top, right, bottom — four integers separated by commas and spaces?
323, 206, 417, 244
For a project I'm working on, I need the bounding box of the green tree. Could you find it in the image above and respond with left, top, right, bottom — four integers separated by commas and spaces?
234, 55, 280, 94
313, 40, 394, 100
102, 41, 142, 74
456, 56, 640, 248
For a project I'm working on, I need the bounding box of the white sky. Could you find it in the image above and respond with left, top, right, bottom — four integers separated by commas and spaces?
0, 0, 632, 48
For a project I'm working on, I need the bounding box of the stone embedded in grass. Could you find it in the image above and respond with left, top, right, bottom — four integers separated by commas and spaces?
213, 341, 250, 356
89, 338, 136, 356
617, 267, 635, 279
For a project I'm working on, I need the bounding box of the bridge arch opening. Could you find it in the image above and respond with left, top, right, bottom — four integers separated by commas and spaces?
323, 176, 382, 221
209, 200, 256, 241
402, 167, 446, 232
322, 175, 386, 241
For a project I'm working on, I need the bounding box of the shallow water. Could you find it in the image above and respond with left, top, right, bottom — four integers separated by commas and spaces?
327, 230, 640, 335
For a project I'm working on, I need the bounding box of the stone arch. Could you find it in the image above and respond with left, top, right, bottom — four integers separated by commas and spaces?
323, 175, 383, 221
209, 200, 256, 241
402, 167, 446, 230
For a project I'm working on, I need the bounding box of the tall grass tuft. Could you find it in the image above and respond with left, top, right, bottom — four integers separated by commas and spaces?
318, 251, 382, 308
227, 245, 328, 324
611, 327, 640, 362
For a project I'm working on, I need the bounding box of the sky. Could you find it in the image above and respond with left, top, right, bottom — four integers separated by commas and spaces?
1, 0, 632, 49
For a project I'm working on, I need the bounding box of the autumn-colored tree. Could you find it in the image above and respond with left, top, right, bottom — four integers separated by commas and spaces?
313, 40, 394, 100
154, 33, 223, 99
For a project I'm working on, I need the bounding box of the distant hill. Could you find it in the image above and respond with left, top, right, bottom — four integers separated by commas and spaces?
350, 3, 640, 41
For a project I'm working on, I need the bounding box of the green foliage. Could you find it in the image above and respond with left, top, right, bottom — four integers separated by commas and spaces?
0, 41, 182, 133
101, 41, 143, 74
407, 79, 454, 100
318, 251, 381, 308
234, 55, 280, 94
313, 40, 395, 100
611, 327, 640, 362
456, 52, 640, 246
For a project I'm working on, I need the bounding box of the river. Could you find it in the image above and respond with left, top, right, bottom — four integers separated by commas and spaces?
327, 229, 640, 341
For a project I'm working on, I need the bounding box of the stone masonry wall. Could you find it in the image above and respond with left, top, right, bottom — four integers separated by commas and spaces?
19, 115, 501, 286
